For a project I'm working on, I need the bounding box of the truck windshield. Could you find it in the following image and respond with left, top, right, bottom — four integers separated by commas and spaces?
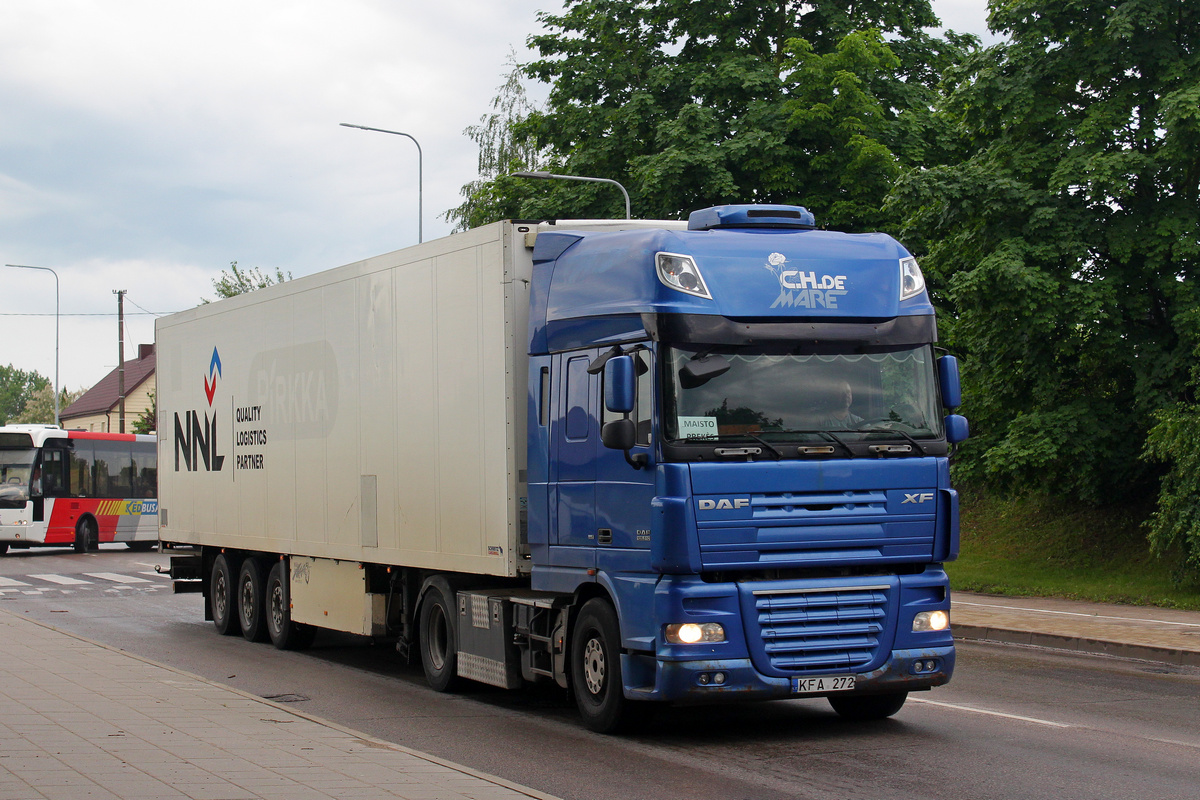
0, 448, 36, 508
663, 344, 944, 445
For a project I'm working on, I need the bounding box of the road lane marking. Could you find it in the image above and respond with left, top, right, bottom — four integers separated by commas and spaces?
29, 574, 92, 585
0, 577, 31, 587
954, 601, 1200, 629
909, 697, 1073, 728
84, 572, 152, 584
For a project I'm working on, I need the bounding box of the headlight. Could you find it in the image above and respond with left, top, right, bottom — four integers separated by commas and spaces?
656, 252, 712, 300
665, 622, 726, 644
912, 609, 950, 632
899, 256, 925, 300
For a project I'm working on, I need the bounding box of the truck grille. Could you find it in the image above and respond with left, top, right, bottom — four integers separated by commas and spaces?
752, 585, 889, 673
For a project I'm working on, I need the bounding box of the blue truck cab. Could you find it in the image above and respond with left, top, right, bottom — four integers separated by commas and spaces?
524, 205, 967, 730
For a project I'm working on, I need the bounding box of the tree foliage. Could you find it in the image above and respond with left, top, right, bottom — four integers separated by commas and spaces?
131, 392, 156, 435
8, 385, 86, 425
0, 365, 51, 425
892, 0, 1200, 503
457, 0, 973, 227
204, 261, 291, 304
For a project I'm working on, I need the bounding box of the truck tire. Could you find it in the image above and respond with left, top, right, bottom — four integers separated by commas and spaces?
571, 598, 644, 734
238, 557, 270, 643
210, 553, 241, 636
419, 581, 461, 692
74, 518, 97, 554
265, 559, 315, 651
829, 691, 908, 721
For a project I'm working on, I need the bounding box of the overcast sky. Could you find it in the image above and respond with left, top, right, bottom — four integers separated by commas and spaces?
0, 0, 995, 395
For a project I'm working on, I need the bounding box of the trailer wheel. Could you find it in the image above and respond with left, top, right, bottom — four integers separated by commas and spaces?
419, 582, 461, 692
265, 559, 315, 650
571, 598, 643, 734
210, 553, 241, 636
238, 557, 270, 643
74, 518, 97, 554
829, 691, 908, 721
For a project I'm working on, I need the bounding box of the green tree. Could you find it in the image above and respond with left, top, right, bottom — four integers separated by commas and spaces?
446, 56, 548, 231
203, 261, 291, 304
455, 0, 973, 227
131, 392, 156, 435
0, 365, 50, 425
892, 0, 1200, 503
9, 385, 85, 425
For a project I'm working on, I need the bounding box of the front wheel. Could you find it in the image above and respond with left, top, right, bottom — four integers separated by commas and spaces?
74, 518, 97, 553
828, 691, 908, 721
571, 598, 645, 734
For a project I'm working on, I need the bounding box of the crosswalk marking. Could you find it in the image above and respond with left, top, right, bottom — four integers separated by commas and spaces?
29, 574, 91, 585
0, 577, 32, 587
83, 572, 152, 584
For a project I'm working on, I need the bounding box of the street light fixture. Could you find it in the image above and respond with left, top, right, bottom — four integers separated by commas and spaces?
511, 171, 631, 220
340, 122, 424, 243
4, 264, 60, 426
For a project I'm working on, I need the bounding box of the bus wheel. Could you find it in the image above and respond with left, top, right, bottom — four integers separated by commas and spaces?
571, 598, 645, 733
0, 542, 8, 556
210, 553, 241, 636
265, 559, 314, 650
829, 691, 908, 721
238, 557, 270, 643
419, 580, 461, 692
74, 518, 97, 554
125, 540, 157, 552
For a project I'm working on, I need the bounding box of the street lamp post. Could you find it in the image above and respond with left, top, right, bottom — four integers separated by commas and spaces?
511, 171, 632, 219
4, 264, 60, 426
340, 123, 424, 243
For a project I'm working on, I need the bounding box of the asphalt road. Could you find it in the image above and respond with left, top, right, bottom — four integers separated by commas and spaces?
3, 546, 1199, 800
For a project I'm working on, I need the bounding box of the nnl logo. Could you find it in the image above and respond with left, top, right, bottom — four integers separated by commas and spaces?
174, 347, 226, 472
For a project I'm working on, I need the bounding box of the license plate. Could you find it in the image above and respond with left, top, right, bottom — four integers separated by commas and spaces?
792, 675, 856, 694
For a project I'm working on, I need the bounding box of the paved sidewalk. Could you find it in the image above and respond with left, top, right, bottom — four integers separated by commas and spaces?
0, 609, 560, 800
952, 591, 1200, 667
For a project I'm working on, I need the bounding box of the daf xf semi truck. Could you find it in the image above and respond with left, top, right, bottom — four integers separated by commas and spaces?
158, 205, 967, 732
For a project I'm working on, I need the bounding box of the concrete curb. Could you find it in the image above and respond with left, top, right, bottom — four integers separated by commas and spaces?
954, 624, 1200, 668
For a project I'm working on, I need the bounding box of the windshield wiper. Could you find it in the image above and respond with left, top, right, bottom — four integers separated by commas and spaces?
742, 432, 783, 460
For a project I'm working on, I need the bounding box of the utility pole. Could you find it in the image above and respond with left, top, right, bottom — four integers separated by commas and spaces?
114, 289, 127, 433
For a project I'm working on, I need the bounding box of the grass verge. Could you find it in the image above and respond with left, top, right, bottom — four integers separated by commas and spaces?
948, 491, 1200, 611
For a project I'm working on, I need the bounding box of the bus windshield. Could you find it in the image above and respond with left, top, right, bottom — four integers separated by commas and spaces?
663, 344, 944, 445
0, 448, 36, 508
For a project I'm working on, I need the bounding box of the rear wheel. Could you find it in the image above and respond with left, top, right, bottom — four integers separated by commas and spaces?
828, 691, 908, 721
210, 553, 241, 636
419, 581, 460, 692
238, 557, 269, 643
0, 542, 8, 556
125, 540, 157, 552
265, 559, 315, 650
73, 518, 97, 553
571, 598, 645, 734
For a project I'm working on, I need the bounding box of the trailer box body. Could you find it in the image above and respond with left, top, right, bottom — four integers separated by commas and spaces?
157, 222, 530, 577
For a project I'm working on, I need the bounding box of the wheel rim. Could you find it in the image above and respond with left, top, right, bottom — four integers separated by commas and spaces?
583, 636, 606, 696
214, 571, 228, 620
269, 582, 285, 633
240, 577, 255, 626
427, 603, 448, 671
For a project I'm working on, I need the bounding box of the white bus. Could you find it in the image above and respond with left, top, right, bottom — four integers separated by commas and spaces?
0, 425, 157, 554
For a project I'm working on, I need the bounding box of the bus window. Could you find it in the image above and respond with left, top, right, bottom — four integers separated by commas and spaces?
132, 441, 156, 498
93, 442, 134, 498
70, 442, 95, 497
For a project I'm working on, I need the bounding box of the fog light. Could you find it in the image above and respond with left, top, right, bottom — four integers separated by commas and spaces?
665, 622, 726, 644
912, 609, 950, 632
713, 672, 726, 685
697, 673, 711, 685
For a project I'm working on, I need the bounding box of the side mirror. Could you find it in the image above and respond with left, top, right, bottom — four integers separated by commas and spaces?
601, 418, 637, 451
604, 355, 636, 414
938, 355, 962, 409
945, 414, 969, 444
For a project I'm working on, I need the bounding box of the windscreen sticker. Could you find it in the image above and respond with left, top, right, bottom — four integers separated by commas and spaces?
678, 416, 718, 439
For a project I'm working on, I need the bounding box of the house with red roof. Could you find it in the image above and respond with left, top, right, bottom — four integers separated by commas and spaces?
60, 344, 156, 433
